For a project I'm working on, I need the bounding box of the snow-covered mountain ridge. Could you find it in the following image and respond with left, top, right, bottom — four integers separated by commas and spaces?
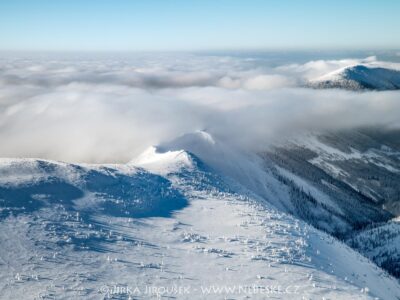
309, 65, 400, 90
265, 128, 400, 278
1, 131, 400, 299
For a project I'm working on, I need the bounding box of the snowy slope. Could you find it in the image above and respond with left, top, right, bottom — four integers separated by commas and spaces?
1, 133, 400, 299
263, 138, 392, 237
265, 128, 400, 278
289, 130, 400, 212
348, 217, 400, 278
309, 65, 400, 90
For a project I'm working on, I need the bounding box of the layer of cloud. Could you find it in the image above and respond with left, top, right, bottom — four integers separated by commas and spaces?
0, 53, 400, 162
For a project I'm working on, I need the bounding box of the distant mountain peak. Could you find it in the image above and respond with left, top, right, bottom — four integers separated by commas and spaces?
309, 64, 400, 90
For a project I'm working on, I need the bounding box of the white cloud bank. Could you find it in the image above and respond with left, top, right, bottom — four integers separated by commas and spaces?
0, 53, 399, 162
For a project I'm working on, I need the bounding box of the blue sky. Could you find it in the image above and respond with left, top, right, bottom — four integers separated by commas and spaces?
1, 0, 400, 51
